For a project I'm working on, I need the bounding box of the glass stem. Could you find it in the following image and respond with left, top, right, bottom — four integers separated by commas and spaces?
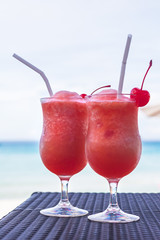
59, 179, 70, 206
107, 180, 120, 211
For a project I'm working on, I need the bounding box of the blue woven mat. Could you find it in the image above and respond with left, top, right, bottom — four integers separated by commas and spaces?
0, 192, 160, 240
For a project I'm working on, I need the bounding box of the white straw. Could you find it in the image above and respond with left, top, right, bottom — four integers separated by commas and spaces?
13, 53, 53, 96
117, 34, 132, 98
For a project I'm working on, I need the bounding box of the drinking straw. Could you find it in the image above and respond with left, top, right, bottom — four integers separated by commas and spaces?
13, 53, 53, 96
117, 34, 132, 98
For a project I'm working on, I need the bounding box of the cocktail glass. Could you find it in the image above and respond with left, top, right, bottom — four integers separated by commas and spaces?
86, 93, 142, 223
39, 93, 88, 217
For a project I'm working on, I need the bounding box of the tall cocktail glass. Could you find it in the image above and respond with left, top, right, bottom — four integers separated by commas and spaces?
86, 92, 142, 223
39, 92, 88, 217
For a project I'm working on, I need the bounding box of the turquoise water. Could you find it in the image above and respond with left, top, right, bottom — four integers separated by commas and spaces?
0, 141, 160, 199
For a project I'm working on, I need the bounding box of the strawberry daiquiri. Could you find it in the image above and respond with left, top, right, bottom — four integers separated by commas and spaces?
39, 90, 88, 217
86, 89, 142, 223
86, 60, 152, 223
12, 54, 88, 217
86, 89, 142, 180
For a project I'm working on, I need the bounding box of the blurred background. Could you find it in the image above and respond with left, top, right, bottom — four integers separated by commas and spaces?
0, 0, 160, 218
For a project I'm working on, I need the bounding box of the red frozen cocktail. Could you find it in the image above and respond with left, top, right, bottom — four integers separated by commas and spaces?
40, 90, 88, 217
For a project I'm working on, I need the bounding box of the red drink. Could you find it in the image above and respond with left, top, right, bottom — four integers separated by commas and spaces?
86, 91, 142, 180
86, 59, 152, 223
86, 90, 142, 222
40, 91, 87, 178
39, 91, 88, 217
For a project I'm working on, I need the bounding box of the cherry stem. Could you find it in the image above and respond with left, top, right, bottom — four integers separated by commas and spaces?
90, 85, 111, 95
141, 60, 152, 90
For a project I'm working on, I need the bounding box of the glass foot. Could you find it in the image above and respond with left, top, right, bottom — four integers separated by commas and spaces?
40, 202, 88, 217
88, 208, 140, 223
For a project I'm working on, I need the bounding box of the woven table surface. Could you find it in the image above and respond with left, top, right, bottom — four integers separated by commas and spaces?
0, 192, 160, 240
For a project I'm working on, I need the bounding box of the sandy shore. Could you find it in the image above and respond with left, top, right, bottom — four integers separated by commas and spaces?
0, 199, 25, 219
0, 172, 159, 220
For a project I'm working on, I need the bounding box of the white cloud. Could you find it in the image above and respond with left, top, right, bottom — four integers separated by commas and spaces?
0, 0, 160, 140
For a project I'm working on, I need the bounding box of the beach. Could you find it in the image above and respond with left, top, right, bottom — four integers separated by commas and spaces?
0, 141, 160, 219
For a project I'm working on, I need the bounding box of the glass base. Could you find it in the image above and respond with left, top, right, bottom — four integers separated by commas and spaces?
88, 208, 140, 223
40, 202, 88, 217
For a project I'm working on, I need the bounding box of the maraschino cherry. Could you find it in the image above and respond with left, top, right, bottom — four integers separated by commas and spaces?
130, 60, 152, 107
90, 85, 111, 95
80, 93, 87, 98
80, 85, 111, 98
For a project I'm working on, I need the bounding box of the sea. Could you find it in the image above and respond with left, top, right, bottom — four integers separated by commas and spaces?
0, 141, 160, 201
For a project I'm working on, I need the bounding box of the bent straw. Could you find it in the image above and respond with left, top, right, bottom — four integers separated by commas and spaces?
13, 53, 53, 96
117, 34, 132, 98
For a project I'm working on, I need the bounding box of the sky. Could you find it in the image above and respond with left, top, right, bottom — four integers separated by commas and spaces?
0, 0, 160, 141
